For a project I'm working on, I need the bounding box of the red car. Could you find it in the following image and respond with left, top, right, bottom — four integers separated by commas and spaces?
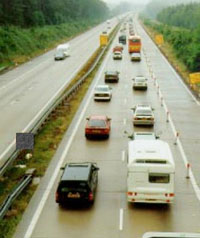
85, 115, 111, 139
112, 45, 123, 53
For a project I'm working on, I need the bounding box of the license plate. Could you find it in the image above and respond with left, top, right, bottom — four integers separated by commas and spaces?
68, 193, 80, 198
92, 129, 101, 133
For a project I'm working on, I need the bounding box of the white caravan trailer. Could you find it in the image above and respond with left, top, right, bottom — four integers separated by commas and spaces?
127, 140, 175, 204
56, 43, 70, 57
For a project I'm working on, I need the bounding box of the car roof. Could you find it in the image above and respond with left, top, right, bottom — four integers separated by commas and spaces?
136, 104, 152, 109
61, 163, 93, 181
135, 75, 145, 79
89, 115, 108, 120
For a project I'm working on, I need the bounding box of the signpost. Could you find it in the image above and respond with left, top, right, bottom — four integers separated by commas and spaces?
189, 72, 200, 84
100, 34, 108, 46
155, 34, 164, 45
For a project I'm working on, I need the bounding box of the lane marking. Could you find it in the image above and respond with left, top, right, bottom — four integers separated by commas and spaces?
23, 42, 113, 238
119, 208, 124, 231
124, 98, 127, 105
140, 24, 200, 201
121, 150, 125, 162
123, 118, 127, 125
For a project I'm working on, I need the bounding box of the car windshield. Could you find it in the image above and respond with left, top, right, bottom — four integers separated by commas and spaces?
135, 77, 145, 82
136, 109, 152, 116
88, 119, 106, 127
95, 86, 109, 92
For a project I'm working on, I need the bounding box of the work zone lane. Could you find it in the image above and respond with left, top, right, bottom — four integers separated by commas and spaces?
136, 20, 200, 187
0, 19, 117, 164
120, 42, 200, 238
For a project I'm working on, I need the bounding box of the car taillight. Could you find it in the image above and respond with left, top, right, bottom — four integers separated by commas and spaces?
165, 193, 174, 197
103, 129, 109, 133
55, 192, 59, 202
127, 192, 137, 196
89, 192, 94, 201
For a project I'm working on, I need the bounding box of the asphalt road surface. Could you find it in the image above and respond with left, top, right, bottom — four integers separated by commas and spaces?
14, 19, 200, 238
0, 19, 117, 168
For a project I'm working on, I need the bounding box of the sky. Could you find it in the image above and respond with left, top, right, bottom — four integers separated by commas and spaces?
103, 0, 150, 6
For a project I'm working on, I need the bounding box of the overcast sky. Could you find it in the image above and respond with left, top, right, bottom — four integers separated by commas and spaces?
103, 0, 150, 5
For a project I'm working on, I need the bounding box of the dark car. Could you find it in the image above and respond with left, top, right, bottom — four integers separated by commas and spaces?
56, 162, 99, 205
105, 71, 119, 83
119, 35, 126, 45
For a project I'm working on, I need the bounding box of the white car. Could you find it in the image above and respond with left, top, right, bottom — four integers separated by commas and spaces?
132, 104, 154, 126
94, 85, 112, 101
133, 76, 147, 90
113, 51, 122, 60
131, 52, 141, 61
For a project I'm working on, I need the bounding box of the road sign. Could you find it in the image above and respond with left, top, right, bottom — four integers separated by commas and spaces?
100, 34, 108, 46
189, 72, 200, 84
155, 34, 164, 45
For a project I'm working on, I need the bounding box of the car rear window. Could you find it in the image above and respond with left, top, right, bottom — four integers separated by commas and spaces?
59, 181, 89, 192
96, 87, 109, 92
136, 109, 152, 116
88, 119, 106, 127
135, 78, 145, 82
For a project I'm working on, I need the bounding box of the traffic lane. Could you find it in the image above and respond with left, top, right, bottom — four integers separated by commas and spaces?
0, 21, 118, 159
120, 49, 200, 237
0, 20, 112, 88
136, 21, 200, 187
32, 46, 126, 237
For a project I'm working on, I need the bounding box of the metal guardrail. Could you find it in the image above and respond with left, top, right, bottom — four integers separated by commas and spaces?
0, 169, 35, 220
0, 23, 120, 177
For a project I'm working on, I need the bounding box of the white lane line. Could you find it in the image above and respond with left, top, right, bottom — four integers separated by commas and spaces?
123, 118, 127, 125
24, 44, 112, 238
121, 150, 125, 162
138, 21, 200, 106
119, 208, 124, 231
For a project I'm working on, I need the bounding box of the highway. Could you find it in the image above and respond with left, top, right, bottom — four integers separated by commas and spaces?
14, 19, 200, 238
0, 19, 117, 168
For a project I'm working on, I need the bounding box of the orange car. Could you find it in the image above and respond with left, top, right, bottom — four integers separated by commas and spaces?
85, 115, 111, 139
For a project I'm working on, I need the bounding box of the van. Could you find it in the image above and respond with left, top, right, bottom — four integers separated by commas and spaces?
127, 140, 175, 204
54, 43, 70, 60
56, 162, 99, 205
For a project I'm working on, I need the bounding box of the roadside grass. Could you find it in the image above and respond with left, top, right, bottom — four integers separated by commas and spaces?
0, 26, 118, 238
141, 20, 200, 95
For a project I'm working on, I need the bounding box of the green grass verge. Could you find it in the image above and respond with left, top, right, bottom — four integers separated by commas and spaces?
140, 19, 200, 95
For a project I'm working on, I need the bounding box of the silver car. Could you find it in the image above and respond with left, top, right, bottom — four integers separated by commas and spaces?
132, 104, 154, 126
94, 85, 112, 101
133, 76, 147, 90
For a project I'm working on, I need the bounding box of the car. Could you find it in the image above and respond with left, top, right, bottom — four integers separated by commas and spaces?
119, 35, 126, 44
113, 45, 123, 52
132, 104, 154, 126
54, 51, 65, 60
143, 232, 200, 238
104, 71, 119, 83
113, 51, 122, 60
131, 52, 141, 61
93, 85, 112, 101
85, 115, 111, 139
55, 162, 99, 205
133, 75, 147, 90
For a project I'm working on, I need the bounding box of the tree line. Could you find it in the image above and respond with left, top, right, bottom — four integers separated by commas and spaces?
0, 0, 109, 27
143, 19, 200, 72
157, 3, 200, 29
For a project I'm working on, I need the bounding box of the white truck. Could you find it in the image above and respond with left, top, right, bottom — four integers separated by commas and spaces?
54, 43, 70, 60
127, 139, 175, 204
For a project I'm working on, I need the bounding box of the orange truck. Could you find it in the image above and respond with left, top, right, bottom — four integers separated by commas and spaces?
128, 35, 141, 53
